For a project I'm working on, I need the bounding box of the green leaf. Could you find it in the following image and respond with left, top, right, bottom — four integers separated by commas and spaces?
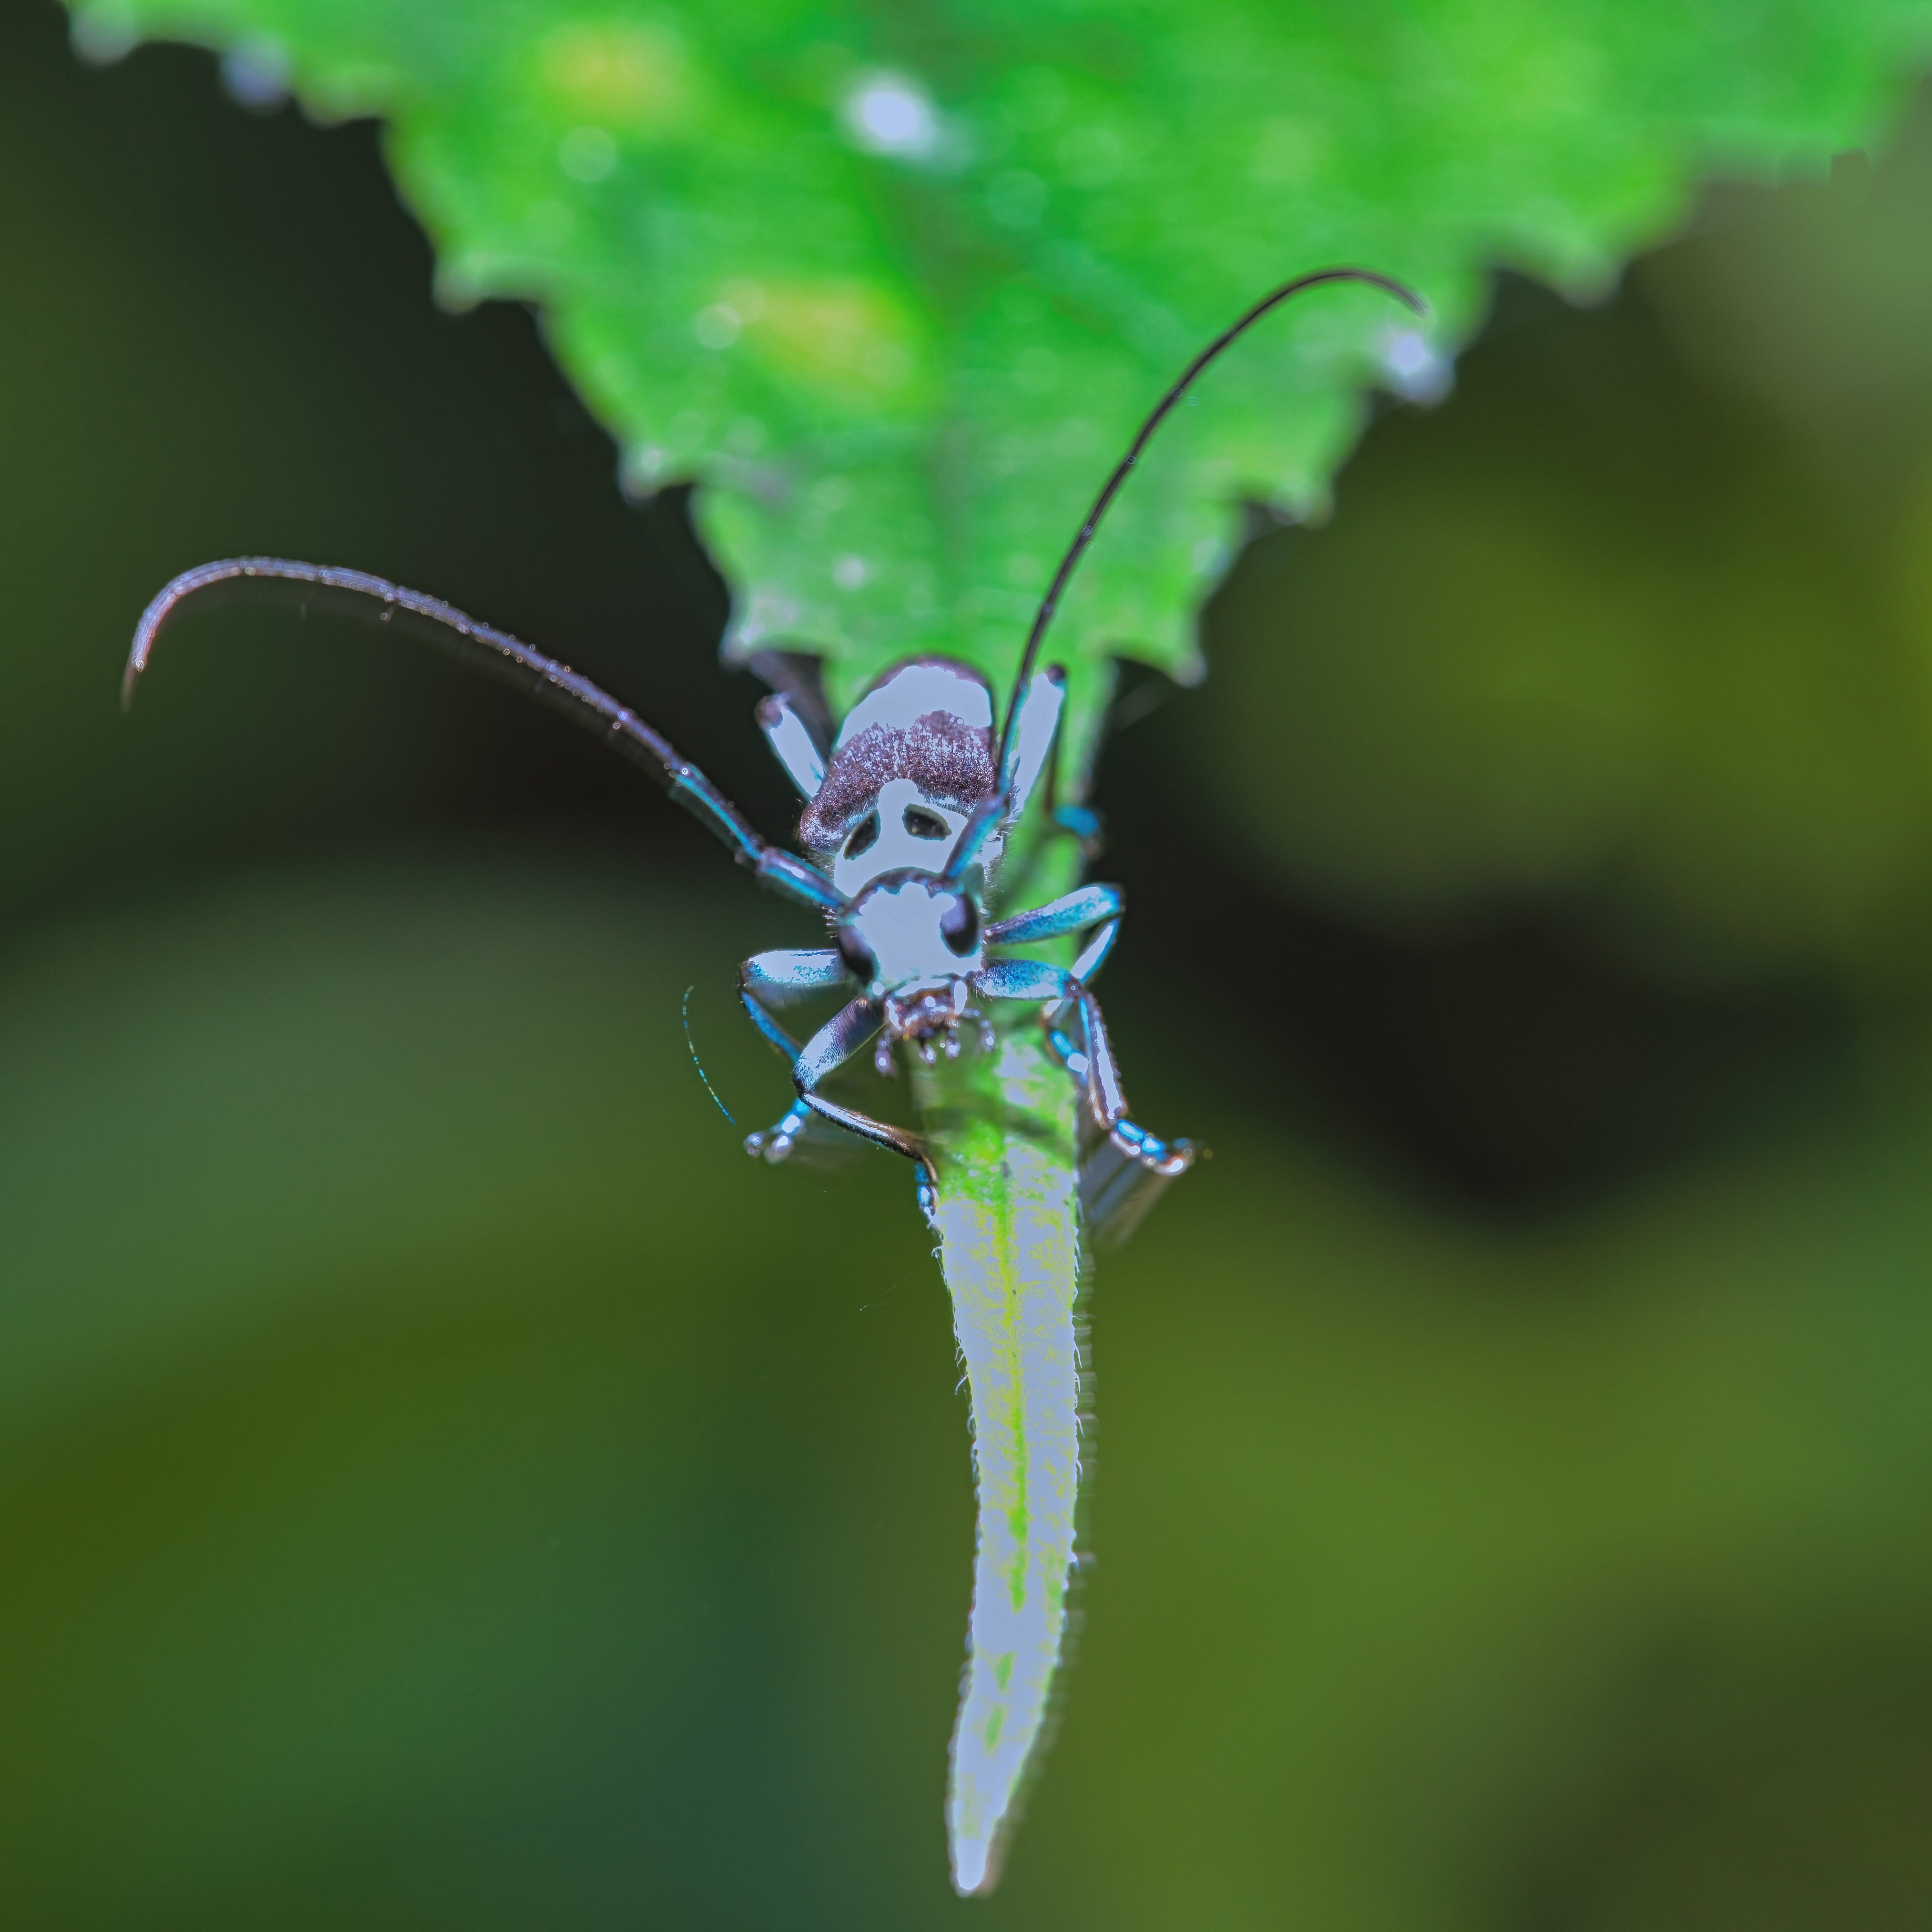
70, 0, 1932, 769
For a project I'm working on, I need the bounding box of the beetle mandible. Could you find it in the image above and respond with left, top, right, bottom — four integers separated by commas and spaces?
123, 268, 1424, 1226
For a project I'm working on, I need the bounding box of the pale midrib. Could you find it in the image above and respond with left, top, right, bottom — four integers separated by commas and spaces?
925, 1029, 1083, 1898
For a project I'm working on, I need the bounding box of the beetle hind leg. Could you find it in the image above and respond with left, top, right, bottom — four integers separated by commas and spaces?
1042, 986, 1195, 1249
1042, 1009, 1193, 1246
1041, 1019, 1195, 1179
979, 954, 1196, 1195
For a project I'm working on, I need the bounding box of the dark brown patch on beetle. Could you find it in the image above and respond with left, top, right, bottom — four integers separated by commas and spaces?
799, 710, 995, 853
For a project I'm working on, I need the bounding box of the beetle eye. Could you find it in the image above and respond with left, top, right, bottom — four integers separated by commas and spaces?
837, 925, 877, 982
939, 893, 979, 956
904, 805, 949, 841
844, 810, 880, 859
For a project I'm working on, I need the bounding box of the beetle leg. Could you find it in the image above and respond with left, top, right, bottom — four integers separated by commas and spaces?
742, 994, 874, 1158
983, 883, 1121, 947
983, 892, 1120, 1039
1067, 989, 1193, 1176
756, 692, 827, 799
1066, 916, 1118, 989
1000, 666, 1067, 816
742, 994, 938, 1225
741, 948, 848, 1007
976, 958, 1193, 1181
737, 947, 852, 1061
798, 1093, 939, 1228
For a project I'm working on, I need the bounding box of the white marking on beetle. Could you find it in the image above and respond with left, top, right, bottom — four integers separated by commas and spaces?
836, 660, 992, 746
832, 778, 970, 899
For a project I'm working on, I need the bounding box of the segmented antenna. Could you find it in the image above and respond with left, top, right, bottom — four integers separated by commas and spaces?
122, 556, 845, 909
992, 265, 1428, 777
122, 557, 676, 753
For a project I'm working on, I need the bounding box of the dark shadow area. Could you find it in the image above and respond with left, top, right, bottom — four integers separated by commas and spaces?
1094, 729, 1856, 1210
0, 0, 798, 919
1510, 1612, 1932, 1931
1102, 158, 1932, 1208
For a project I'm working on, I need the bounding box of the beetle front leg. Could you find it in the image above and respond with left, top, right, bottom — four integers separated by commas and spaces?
741, 989, 939, 1225
798, 1091, 940, 1227
983, 883, 1121, 949
737, 948, 849, 1158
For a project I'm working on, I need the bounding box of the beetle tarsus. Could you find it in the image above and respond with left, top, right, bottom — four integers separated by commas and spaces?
744, 1103, 808, 1163
1107, 1117, 1196, 1180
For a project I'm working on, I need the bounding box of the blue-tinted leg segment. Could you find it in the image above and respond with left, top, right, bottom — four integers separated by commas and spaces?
744, 1101, 811, 1163
1045, 1024, 1089, 1082
800, 1092, 938, 1230
737, 991, 936, 1225
1068, 917, 1118, 989
739, 984, 803, 1061
1001, 667, 1067, 815
738, 950, 850, 1061
1032, 984, 1196, 1184
984, 883, 1121, 947
975, 957, 1070, 1003
743, 998, 874, 1164
742, 947, 849, 997
1051, 802, 1103, 845
1104, 1116, 1194, 1180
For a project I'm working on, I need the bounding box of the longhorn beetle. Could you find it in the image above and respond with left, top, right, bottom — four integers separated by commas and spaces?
125, 268, 1424, 1231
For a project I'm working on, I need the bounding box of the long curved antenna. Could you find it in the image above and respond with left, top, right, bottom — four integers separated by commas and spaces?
992, 266, 1428, 777
125, 557, 842, 911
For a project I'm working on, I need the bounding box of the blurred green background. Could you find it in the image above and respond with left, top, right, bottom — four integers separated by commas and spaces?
7, 3, 1932, 1925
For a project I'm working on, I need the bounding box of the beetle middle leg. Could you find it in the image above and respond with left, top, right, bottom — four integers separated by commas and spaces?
983, 883, 1121, 953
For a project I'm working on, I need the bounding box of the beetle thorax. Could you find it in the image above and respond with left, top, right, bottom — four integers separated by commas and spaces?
841, 873, 983, 992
